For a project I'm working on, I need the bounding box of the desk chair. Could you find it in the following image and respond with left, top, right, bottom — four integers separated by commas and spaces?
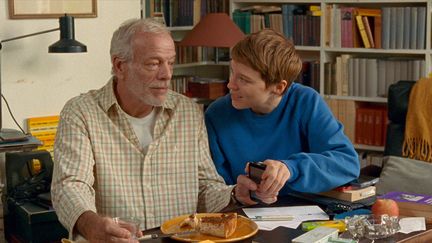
384, 80, 416, 157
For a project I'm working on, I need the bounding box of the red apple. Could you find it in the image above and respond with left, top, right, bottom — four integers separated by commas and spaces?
371, 199, 399, 217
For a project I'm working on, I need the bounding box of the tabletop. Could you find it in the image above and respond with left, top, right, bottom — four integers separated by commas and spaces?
141, 195, 432, 243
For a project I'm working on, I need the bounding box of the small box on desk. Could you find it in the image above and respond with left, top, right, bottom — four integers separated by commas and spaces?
188, 78, 228, 100
5, 199, 67, 243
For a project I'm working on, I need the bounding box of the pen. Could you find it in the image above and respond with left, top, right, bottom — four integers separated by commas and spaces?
252, 215, 294, 221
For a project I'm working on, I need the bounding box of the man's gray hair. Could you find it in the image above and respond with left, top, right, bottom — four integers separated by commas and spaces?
110, 18, 170, 63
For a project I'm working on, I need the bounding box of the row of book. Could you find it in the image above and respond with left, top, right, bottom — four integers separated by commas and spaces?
357, 151, 384, 169
144, 0, 230, 27
232, 5, 321, 46
355, 106, 388, 147
325, 99, 356, 143
175, 41, 221, 64
382, 6, 426, 50
327, 5, 426, 49
327, 6, 381, 49
325, 99, 388, 147
324, 56, 424, 98
296, 61, 320, 92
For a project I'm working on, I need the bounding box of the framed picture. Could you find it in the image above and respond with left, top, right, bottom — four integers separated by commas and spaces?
8, 0, 97, 19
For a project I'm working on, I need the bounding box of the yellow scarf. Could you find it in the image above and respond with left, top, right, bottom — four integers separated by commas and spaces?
402, 77, 432, 162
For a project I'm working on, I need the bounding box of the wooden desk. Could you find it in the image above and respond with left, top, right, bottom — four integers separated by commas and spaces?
142, 196, 432, 243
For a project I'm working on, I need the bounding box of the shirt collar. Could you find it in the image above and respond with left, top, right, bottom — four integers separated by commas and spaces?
100, 77, 176, 113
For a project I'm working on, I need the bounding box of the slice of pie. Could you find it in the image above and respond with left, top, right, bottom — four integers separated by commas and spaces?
199, 213, 238, 238
179, 213, 238, 238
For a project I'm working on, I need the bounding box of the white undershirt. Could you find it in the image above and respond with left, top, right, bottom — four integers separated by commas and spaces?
123, 108, 158, 153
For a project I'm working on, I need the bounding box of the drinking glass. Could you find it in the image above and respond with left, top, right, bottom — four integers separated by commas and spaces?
113, 217, 141, 239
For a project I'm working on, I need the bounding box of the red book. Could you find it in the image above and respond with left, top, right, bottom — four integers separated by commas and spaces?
373, 108, 383, 146
355, 108, 365, 144
365, 108, 375, 145
381, 107, 388, 146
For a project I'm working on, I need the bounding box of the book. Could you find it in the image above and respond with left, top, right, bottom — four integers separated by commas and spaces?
362, 16, 375, 48
379, 191, 432, 222
355, 8, 382, 49
381, 7, 391, 49
240, 5, 281, 13
417, 7, 426, 49
355, 15, 370, 48
319, 186, 376, 202
340, 7, 355, 48
349, 175, 379, 189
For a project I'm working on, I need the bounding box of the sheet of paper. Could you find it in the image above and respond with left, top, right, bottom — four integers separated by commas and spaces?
243, 205, 329, 230
398, 217, 426, 234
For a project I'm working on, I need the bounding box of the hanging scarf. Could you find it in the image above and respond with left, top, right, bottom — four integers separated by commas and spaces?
402, 77, 432, 162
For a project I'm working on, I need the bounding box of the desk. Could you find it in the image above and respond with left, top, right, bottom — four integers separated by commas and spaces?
141, 196, 432, 243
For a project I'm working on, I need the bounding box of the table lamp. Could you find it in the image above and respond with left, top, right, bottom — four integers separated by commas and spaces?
179, 13, 245, 63
0, 15, 87, 143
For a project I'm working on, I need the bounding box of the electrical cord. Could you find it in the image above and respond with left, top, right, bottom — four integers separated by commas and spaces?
1, 94, 26, 134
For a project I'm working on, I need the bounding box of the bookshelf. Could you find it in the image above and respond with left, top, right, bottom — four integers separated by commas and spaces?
141, 0, 231, 99
230, 0, 431, 154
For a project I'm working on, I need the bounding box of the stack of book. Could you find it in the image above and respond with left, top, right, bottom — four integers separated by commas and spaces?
320, 185, 376, 202
26, 115, 59, 156
319, 176, 379, 202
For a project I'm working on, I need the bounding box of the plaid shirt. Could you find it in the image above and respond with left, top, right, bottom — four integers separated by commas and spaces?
51, 78, 233, 235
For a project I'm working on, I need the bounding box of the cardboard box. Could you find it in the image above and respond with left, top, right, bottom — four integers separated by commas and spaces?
188, 79, 228, 99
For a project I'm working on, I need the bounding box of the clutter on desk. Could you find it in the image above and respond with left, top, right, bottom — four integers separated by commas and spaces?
292, 226, 338, 243
379, 191, 432, 222
319, 186, 376, 202
301, 220, 346, 232
344, 214, 400, 240
243, 205, 329, 230
327, 237, 358, 243
398, 217, 426, 234
333, 208, 371, 220
287, 192, 376, 216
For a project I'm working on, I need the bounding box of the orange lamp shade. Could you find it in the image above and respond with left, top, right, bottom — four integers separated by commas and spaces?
179, 13, 245, 47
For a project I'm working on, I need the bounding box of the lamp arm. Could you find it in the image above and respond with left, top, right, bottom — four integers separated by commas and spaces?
1, 27, 59, 46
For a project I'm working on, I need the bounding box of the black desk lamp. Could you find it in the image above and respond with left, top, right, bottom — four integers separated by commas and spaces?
0, 15, 87, 143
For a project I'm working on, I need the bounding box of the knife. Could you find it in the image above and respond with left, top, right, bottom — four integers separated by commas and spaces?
138, 231, 198, 241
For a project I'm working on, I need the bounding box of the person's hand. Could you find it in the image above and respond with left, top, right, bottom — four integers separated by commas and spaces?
76, 211, 142, 243
234, 174, 259, 206
234, 174, 279, 205
258, 159, 291, 197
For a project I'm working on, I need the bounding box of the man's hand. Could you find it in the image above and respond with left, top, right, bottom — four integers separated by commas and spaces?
234, 174, 279, 205
76, 211, 142, 243
259, 159, 290, 196
234, 175, 259, 206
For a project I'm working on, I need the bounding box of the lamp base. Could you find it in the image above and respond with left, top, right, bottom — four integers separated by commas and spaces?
0, 128, 28, 143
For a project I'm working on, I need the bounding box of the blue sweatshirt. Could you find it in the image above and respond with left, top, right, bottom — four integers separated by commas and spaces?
205, 83, 360, 195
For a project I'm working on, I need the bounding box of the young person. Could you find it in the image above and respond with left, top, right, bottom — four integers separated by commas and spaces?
205, 29, 359, 199
51, 18, 264, 243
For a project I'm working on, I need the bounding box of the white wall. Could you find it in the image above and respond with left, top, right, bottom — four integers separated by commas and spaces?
0, 0, 141, 130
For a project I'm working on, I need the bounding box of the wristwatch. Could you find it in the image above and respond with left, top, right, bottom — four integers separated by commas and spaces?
230, 186, 242, 206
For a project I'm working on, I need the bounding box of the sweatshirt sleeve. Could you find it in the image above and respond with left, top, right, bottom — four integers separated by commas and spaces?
282, 92, 360, 193
204, 113, 236, 185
